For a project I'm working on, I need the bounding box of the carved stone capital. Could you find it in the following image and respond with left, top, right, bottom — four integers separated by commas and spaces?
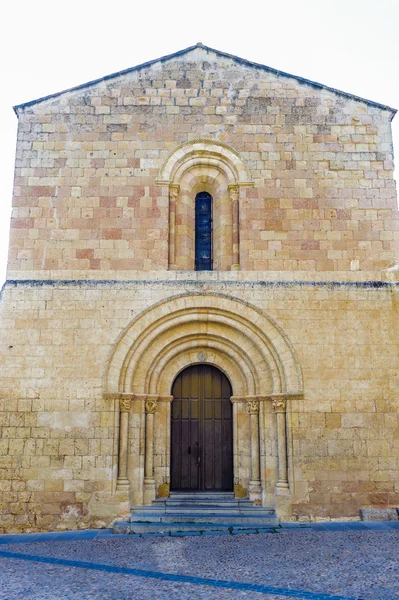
119, 397, 131, 412
145, 399, 158, 414
272, 396, 287, 413
246, 399, 260, 415
169, 184, 180, 201
228, 184, 239, 202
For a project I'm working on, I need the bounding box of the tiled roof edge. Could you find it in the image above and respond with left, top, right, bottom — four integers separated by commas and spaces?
13, 43, 397, 116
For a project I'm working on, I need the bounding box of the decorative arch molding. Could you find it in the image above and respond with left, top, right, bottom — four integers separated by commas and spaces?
156, 139, 252, 186
104, 292, 302, 397
155, 140, 253, 271
104, 293, 303, 501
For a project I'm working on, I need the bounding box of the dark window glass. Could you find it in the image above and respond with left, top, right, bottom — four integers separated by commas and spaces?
195, 192, 212, 270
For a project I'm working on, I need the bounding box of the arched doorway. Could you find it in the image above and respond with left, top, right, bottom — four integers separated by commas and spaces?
105, 292, 303, 506
170, 364, 233, 491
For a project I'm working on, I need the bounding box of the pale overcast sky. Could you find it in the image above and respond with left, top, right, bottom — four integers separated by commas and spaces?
0, 0, 398, 285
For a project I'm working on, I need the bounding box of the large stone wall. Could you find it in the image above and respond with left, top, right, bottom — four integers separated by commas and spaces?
1, 46, 398, 532
9, 46, 398, 279
0, 280, 398, 532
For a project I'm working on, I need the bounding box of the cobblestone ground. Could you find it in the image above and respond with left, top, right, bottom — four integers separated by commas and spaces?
0, 529, 398, 599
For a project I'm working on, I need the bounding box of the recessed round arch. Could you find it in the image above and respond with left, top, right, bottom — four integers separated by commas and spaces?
103, 293, 303, 398
156, 139, 252, 186
179, 165, 226, 196
157, 140, 253, 271
146, 335, 258, 396
156, 346, 247, 397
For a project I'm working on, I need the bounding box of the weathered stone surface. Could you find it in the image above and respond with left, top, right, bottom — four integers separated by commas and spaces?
360, 508, 399, 521
0, 45, 398, 533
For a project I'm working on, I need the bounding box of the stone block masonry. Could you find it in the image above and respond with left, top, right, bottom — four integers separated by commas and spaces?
8, 46, 398, 280
0, 45, 398, 532
0, 279, 398, 532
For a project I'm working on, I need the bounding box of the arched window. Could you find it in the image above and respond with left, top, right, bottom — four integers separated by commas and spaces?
195, 192, 213, 270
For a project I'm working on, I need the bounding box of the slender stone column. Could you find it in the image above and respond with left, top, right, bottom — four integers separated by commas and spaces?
143, 396, 158, 504
168, 185, 179, 269
229, 185, 240, 270
158, 395, 174, 498
272, 396, 289, 490
117, 396, 131, 491
246, 399, 262, 502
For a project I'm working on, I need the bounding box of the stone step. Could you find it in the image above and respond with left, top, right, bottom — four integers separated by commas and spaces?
155, 504, 244, 510
166, 501, 272, 507
153, 500, 240, 505
118, 492, 279, 536
152, 497, 272, 510
130, 506, 275, 516
129, 513, 278, 525
152, 500, 254, 507
150, 497, 236, 501
113, 521, 278, 535
165, 493, 235, 500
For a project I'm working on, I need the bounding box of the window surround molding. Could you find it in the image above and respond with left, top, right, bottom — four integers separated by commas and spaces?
156, 140, 253, 271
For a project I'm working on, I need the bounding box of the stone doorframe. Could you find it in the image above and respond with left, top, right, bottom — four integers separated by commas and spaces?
103, 293, 303, 507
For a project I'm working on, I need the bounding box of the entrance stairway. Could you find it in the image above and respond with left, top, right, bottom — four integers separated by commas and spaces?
113, 492, 279, 535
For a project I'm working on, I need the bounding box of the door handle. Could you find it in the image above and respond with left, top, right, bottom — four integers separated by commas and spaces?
188, 446, 191, 455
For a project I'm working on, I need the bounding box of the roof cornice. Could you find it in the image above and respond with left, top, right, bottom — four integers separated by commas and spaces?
13, 43, 397, 117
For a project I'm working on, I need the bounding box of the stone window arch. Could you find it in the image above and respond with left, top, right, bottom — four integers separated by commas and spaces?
156, 140, 253, 271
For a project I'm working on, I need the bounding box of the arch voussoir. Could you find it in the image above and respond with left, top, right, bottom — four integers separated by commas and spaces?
157, 140, 252, 186
104, 292, 303, 397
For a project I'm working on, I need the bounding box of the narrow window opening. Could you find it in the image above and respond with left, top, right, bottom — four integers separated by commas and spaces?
195, 191, 213, 270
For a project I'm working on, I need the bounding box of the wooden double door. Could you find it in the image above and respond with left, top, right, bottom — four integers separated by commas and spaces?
171, 365, 233, 491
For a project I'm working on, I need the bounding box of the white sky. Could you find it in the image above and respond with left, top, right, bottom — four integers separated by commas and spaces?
0, 0, 398, 285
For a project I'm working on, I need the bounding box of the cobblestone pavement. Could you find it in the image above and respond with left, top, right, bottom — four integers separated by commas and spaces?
0, 523, 398, 599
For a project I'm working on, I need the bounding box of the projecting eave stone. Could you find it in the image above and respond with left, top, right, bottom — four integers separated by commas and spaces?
13, 42, 397, 117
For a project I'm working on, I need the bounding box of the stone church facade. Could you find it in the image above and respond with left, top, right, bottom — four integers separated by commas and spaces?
0, 44, 398, 533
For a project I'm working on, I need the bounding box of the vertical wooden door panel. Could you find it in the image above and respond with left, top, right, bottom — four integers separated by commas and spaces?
170, 365, 233, 491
